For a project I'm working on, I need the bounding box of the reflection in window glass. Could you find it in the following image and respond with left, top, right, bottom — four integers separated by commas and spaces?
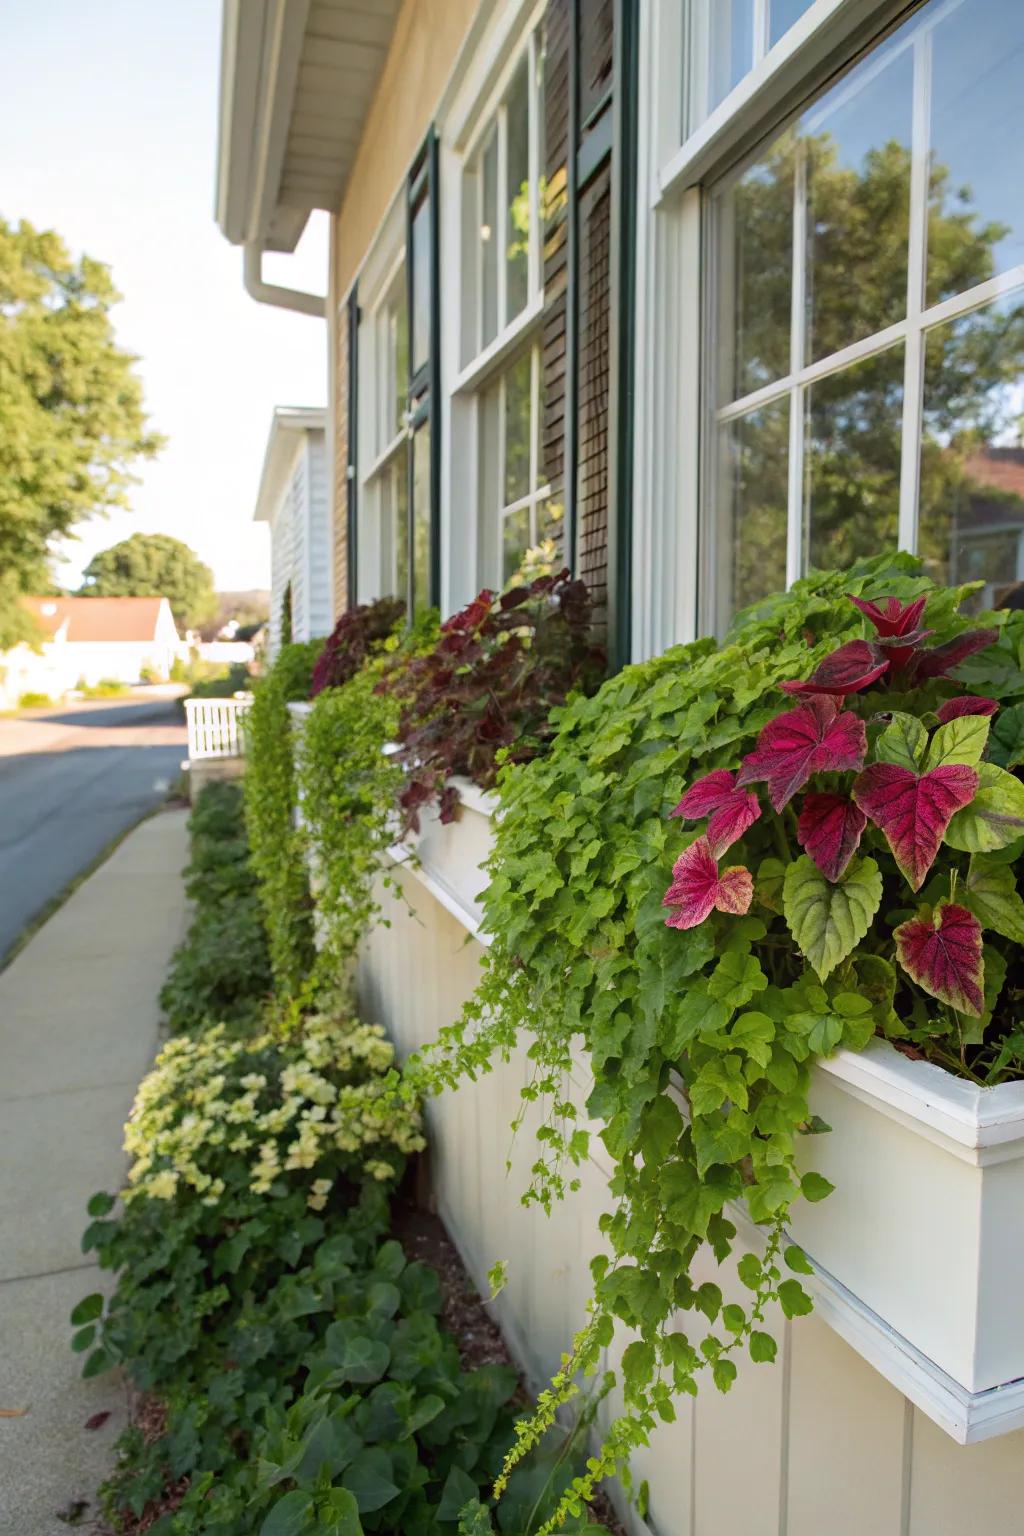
919, 293, 1024, 608
411, 426, 431, 613
411, 198, 430, 378
387, 278, 408, 443
927, 0, 1024, 307
803, 39, 912, 364
804, 346, 903, 573
502, 506, 531, 583
505, 351, 532, 504
709, 0, 755, 114
768, 0, 815, 48
717, 399, 790, 622
714, 139, 794, 403
391, 449, 409, 613
481, 132, 499, 349
506, 59, 530, 323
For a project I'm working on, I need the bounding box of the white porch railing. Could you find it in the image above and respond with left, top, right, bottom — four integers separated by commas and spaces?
184, 695, 253, 760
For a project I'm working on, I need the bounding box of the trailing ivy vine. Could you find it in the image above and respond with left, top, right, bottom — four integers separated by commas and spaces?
396, 554, 1024, 1532
298, 615, 439, 985
245, 639, 323, 996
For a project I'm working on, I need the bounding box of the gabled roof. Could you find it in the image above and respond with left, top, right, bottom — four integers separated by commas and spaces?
254, 406, 327, 523
22, 596, 177, 644
216, 0, 403, 253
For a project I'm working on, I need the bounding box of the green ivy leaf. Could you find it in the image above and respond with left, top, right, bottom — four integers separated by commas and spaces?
964, 856, 1024, 942
945, 763, 1024, 852
707, 952, 768, 1010
784, 1245, 814, 1275
438, 1467, 481, 1523
989, 702, 1024, 769
712, 1358, 738, 1392
800, 1171, 834, 1203
777, 1279, 814, 1319
783, 855, 882, 981
70, 1326, 96, 1354
727, 1011, 775, 1069
749, 1331, 778, 1364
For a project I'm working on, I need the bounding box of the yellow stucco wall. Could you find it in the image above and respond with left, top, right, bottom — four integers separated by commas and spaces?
332, 0, 478, 300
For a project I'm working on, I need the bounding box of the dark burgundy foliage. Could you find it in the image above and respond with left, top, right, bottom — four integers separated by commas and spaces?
736, 698, 867, 810
669, 768, 761, 855
893, 904, 985, 1017
935, 695, 999, 723
309, 597, 406, 698
382, 571, 605, 831
779, 639, 890, 697
796, 792, 867, 882
852, 761, 979, 891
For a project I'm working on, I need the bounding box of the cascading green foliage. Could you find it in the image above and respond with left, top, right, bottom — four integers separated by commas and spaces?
298, 614, 441, 988
400, 554, 1024, 1532
244, 640, 324, 996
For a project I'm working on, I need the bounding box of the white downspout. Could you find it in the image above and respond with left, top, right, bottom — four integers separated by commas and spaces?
243, 243, 325, 319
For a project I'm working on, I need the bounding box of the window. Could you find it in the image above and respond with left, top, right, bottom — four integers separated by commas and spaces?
706, 0, 1024, 629
356, 137, 439, 618
458, 27, 547, 585
479, 347, 561, 583
686, 0, 817, 132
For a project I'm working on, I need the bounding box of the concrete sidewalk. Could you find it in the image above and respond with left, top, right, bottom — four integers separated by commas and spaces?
0, 810, 190, 1534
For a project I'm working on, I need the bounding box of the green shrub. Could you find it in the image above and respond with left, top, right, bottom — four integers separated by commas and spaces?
186, 661, 251, 699
244, 640, 324, 997
75, 1011, 603, 1536
17, 690, 53, 708
82, 677, 129, 698
159, 897, 271, 1033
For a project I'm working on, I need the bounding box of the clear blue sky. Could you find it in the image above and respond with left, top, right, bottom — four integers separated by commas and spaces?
2, 0, 328, 593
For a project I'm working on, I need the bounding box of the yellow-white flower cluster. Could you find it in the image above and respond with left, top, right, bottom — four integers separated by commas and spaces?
123, 1016, 425, 1209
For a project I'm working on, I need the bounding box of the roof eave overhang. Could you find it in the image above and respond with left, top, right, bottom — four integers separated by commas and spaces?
253, 407, 328, 524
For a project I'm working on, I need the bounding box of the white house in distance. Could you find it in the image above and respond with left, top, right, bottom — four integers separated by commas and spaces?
254, 407, 331, 658
0, 595, 184, 705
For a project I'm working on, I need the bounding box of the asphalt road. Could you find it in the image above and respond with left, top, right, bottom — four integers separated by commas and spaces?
0, 695, 188, 962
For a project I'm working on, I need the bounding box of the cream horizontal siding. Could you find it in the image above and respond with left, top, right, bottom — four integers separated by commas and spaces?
355, 868, 1024, 1535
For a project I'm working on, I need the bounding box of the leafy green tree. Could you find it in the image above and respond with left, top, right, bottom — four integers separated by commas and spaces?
0, 218, 160, 647
80, 532, 215, 632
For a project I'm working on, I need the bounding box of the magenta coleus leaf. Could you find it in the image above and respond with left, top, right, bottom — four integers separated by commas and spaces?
663, 837, 754, 930
780, 640, 889, 699
669, 769, 761, 854
796, 793, 867, 883
737, 698, 867, 812
852, 761, 978, 891
894, 903, 985, 1017
935, 695, 999, 724
914, 629, 998, 680
849, 594, 927, 638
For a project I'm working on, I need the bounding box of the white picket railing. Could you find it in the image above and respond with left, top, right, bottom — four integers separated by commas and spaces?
184, 695, 253, 761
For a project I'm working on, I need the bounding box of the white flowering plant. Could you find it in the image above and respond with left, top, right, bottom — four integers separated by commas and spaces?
73, 1012, 425, 1390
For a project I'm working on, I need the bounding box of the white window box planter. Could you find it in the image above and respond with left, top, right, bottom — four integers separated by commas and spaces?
790, 1043, 1024, 1442
388, 776, 498, 939
383, 790, 1024, 1445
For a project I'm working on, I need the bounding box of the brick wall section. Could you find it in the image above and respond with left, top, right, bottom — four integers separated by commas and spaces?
332, 298, 350, 620
575, 164, 612, 627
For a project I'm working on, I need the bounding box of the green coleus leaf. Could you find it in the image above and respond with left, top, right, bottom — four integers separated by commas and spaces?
782, 854, 882, 980
945, 762, 1024, 852
923, 713, 991, 771
874, 711, 926, 770
316, 1488, 363, 1536
438, 1467, 481, 1523
343, 1448, 400, 1513
964, 856, 1024, 942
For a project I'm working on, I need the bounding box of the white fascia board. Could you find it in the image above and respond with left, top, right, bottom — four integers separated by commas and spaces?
253, 406, 327, 524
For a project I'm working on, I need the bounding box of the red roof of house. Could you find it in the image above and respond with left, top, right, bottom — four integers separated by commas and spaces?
21, 596, 175, 643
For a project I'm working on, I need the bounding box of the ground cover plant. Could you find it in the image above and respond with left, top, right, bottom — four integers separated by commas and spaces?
159, 782, 270, 1033
381, 572, 605, 831
396, 554, 1024, 1531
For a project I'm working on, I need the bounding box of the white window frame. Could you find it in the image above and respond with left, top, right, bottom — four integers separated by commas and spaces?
438, 1, 549, 602
632, 0, 1020, 659
354, 197, 409, 606
483, 344, 554, 584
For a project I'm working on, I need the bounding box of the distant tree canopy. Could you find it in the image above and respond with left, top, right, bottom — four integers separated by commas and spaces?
80, 533, 215, 633
0, 218, 161, 648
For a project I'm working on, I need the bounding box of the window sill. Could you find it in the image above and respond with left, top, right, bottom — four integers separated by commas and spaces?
451, 297, 544, 398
